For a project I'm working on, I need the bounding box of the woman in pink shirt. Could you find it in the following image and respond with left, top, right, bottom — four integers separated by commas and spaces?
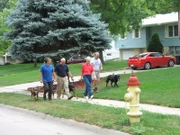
81, 56, 96, 99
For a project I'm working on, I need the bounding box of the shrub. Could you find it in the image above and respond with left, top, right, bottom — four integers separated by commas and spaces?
147, 33, 163, 53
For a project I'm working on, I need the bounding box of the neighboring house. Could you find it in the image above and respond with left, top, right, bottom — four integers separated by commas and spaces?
115, 12, 180, 60
103, 40, 120, 61
0, 53, 22, 65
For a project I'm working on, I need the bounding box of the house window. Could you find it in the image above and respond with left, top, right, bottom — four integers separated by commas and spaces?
166, 24, 178, 38
169, 46, 180, 55
169, 47, 175, 55
107, 53, 112, 56
133, 29, 141, 39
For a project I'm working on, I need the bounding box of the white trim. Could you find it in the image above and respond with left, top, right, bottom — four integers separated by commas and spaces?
118, 34, 127, 40
132, 29, 141, 39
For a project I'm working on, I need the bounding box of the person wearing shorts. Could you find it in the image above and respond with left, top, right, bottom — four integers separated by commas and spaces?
90, 52, 103, 92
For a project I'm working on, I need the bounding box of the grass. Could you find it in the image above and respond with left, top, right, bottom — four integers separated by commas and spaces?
0, 93, 180, 135
76, 67, 180, 108
0, 60, 127, 86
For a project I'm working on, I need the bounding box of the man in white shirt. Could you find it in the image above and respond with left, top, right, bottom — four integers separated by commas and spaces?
90, 52, 103, 92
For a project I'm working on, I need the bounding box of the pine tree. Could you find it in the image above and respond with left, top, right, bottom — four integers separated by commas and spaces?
5, 0, 111, 64
147, 33, 163, 53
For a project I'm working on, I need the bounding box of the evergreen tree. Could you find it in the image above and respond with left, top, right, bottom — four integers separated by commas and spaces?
147, 33, 163, 53
5, 0, 111, 63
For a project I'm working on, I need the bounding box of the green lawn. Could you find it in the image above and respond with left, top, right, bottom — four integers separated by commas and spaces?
0, 93, 180, 135
1, 62, 180, 108
76, 67, 180, 108
0, 61, 127, 86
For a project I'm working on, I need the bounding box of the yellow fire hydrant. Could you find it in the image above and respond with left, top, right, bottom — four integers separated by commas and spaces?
124, 73, 142, 124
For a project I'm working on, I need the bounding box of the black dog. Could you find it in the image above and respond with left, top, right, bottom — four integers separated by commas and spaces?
61, 82, 76, 98
69, 82, 76, 97
106, 74, 120, 87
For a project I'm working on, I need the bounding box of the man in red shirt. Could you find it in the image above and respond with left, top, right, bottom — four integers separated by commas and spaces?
81, 56, 96, 99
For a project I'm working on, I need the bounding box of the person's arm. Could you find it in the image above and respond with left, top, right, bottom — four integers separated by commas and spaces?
80, 65, 84, 80
53, 72, 56, 82
91, 66, 97, 80
68, 71, 74, 81
66, 65, 74, 81
100, 59, 103, 70
40, 66, 43, 83
40, 72, 43, 83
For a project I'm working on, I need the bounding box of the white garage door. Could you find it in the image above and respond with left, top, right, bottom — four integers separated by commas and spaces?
122, 49, 134, 60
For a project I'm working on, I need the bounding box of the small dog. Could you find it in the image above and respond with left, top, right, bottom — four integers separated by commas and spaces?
52, 84, 57, 98
27, 87, 39, 101
106, 74, 120, 87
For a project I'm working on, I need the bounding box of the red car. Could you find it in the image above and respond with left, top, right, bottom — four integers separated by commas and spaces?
128, 52, 176, 70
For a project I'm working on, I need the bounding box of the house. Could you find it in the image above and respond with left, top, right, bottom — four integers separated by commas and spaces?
115, 12, 180, 60
103, 40, 120, 61
0, 53, 21, 65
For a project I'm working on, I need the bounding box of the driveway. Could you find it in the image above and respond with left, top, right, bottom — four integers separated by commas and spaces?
0, 105, 130, 135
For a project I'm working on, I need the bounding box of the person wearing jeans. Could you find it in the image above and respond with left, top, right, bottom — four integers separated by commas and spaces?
40, 57, 56, 100
81, 56, 96, 99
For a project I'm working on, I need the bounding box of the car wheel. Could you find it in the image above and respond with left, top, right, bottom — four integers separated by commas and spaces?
168, 60, 174, 67
144, 62, 151, 70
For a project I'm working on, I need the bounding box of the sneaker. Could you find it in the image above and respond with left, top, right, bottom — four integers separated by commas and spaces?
68, 95, 73, 100
84, 96, 88, 99
90, 95, 94, 99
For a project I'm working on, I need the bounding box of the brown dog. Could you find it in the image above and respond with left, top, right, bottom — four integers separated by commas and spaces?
27, 87, 39, 101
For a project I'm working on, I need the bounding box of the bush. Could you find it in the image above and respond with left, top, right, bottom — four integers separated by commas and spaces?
4, 62, 13, 65
147, 33, 163, 53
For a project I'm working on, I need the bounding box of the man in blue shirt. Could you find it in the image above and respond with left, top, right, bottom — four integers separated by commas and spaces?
40, 57, 56, 100
55, 58, 74, 100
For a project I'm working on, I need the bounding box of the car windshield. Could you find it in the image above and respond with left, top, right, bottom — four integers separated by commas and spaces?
133, 53, 148, 58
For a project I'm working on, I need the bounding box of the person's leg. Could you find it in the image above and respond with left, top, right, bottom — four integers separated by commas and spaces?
93, 71, 100, 92
43, 82, 49, 100
57, 76, 63, 98
84, 75, 93, 97
83, 76, 88, 97
64, 77, 72, 99
48, 82, 53, 100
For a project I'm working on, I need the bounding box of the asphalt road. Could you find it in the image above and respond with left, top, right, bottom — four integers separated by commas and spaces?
0, 105, 130, 135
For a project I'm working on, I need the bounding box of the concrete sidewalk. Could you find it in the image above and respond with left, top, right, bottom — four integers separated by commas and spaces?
72, 98, 180, 116
0, 69, 138, 93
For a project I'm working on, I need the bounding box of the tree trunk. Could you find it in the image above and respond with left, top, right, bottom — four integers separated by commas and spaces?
52, 57, 59, 68
99, 50, 104, 64
34, 59, 37, 68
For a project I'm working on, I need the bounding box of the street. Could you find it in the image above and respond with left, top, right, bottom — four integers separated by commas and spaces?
0, 105, 130, 135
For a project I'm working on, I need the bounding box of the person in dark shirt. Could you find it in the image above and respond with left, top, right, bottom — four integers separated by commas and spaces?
55, 58, 74, 100
40, 57, 56, 100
